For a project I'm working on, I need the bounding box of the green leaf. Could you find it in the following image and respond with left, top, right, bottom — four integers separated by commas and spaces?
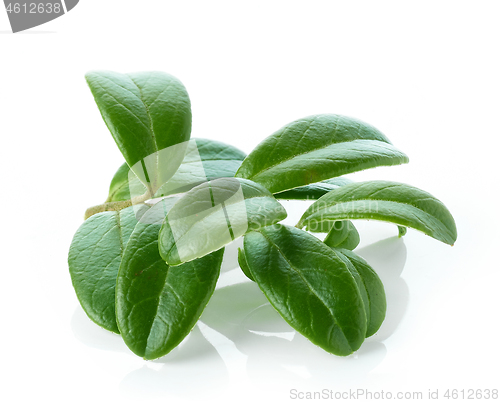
333, 249, 386, 337
243, 224, 367, 356
237, 247, 255, 282
86, 71, 191, 192
323, 221, 360, 250
155, 138, 246, 197
298, 180, 457, 245
158, 178, 287, 266
235, 114, 409, 194
115, 199, 224, 360
274, 177, 353, 200
68, 206, 138, 333
398, 226, 407, 237
106, 139, 246, 202
106, 162, 138, 203
289, 178, 354, 236
305, 221, 337, 233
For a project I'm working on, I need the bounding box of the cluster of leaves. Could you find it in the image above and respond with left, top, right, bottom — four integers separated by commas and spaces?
69, 71, 457, 360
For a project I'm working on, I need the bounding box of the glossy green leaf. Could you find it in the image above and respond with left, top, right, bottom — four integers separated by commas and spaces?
159, 178, 287, 266
274, 177, 353, 200
155, 138, 246, 197
237, 247, 255, 282
298, 180, 457, 245
106, 138, 246, 202
68, 206, 138, 333
323, 221, 360, 250
235, 114, 409, 194
106, 162, 138, 203
333, 249, 386, 337
86, 71, 191, 191
115, 199, 224, 360
243, 224, 366, 356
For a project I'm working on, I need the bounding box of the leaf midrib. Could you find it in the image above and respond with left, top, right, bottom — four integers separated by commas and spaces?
128, 74, 161, 193
122, 223, 167, 357
91, 77, 152, 155
244, 139, 404, 182
334, 250, 372, 328
128, 74, 158, 153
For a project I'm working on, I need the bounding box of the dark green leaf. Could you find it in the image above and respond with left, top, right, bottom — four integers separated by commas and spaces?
323, 221, 360, 250
237, 247, 255, 282
243, 224, 367, 356
298, 180, 457, 245
68, 206, 138, 333
115, 199, 224, 360
333, 249, 386, 337
235, 114, 409, 193
274, 177, 353, 200
158, 178, 287, 266
86, 71, 191, 192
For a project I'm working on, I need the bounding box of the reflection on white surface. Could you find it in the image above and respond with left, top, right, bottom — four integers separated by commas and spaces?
71, 307, 128, 353
119, 325, 230, 399
197, 322, 248, 379
70, 232, 409, 395
203, 280, 387, 387
248, 330, 295, 341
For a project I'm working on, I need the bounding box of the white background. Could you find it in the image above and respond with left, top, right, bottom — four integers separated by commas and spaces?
1, 1, 499, 402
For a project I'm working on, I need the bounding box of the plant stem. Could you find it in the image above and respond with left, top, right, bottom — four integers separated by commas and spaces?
84, 193, 151, 220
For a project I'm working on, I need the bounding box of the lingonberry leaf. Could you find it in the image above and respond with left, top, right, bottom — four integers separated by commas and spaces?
235, 114, 408, 194
323, 220, 360, 250
237, 247, 255, 282
243, 224, 367, 356
68, 206, 138, 333
86, 71, 192, 193
298, 180, 457, 245
115, 199, 224, 360
332, 248, 386, 337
